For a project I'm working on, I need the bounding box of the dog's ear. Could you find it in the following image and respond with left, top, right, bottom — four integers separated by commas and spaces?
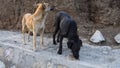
42, 3, 46, 9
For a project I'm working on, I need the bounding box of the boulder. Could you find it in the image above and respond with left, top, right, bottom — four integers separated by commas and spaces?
90, 30, 105, 43
114, 34, 120, 44
4, 48, 14, 61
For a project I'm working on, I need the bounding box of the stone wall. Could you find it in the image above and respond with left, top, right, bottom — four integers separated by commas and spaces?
0, 43, 101, 68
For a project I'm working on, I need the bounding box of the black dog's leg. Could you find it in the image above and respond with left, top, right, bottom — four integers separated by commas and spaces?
53, 26, 59, 45
57, 35, 63, 54
57, 31, 60, 42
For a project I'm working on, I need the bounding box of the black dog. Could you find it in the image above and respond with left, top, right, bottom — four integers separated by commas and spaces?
53, 11, 82, 59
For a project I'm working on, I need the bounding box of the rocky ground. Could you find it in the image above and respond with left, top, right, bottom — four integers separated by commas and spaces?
0, 30, 120, 68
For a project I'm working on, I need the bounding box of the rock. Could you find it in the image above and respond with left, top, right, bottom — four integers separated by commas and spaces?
47, 62, 54, 68
0, 61, 5, 68
33, 62, 41, 68
90, 30, 105, 43
114, 34, 120, 43
4, 47, 14, 61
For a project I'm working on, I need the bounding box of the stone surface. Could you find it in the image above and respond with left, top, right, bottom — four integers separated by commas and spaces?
0, 61, 5, 68
4, 47, 14, 61
57, 64, 67, 68
47, 62, 54, 68
90, 30, 105, 43
10, 65, 16, 68
114, 34, 120, 43
1, 31, 120, 68
0, 47, 3, 57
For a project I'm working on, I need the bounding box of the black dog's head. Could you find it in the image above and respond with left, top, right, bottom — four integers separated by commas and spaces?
67, 39, 82, 59
34, 2, 55, 12
42, 3, 55, 11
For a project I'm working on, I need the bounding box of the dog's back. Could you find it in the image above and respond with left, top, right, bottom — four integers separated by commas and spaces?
60, 17, 77, 37
56, 11, 71, 20
55, 11, 77, 37
54, 11, 71, 27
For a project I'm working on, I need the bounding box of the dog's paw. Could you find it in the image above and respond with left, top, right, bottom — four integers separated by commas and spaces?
40, 46, 46, 50
24, 43, 27, 45
28, 39, 30, 42
32, 47, 37, 52
57, 39, 60, 42
53, 42, 57, 45
57, 50, 62, 54
33, 49, 37, 52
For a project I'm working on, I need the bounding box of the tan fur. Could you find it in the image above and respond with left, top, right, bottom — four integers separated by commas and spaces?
22, 3, 49, 51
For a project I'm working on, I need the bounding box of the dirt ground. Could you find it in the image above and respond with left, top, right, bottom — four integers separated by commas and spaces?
0, 0, 120, 47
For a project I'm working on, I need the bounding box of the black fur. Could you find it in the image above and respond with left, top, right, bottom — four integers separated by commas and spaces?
53, 11, 82, 59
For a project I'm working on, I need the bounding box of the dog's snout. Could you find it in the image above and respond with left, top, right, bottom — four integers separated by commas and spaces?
50, 6, 55, 11
50, 8, 54, 11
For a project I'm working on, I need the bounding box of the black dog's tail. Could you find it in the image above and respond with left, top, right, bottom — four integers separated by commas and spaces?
80, 39, 83, 47
77, 37, 83, 47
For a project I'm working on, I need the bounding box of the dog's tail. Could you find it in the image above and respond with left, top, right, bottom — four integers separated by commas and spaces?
22, 15, 26, 33
21, 15, 27, 45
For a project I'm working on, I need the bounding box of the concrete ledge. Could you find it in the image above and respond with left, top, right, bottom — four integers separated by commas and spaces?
0, 42, 103, 68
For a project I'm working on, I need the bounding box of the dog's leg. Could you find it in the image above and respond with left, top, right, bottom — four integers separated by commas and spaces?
40, 27, 44, 48
22, 17, 26, 45
53, 26, 59, 45
57, 31, 60, 42
33, 26, 37, 51
27, 31, 31, 42
57, 35, 63, 54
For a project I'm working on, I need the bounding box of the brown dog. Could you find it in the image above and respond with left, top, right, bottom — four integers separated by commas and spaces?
22, 3, 54, 51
